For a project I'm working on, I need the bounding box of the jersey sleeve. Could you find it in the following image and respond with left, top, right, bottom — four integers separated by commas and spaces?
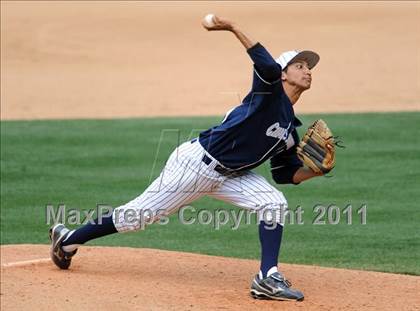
247, 42, 282, 84
270, 147, 303, 185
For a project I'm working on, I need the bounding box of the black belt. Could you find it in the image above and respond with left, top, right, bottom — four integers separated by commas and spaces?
202, 154, 235, 175
191, 138, 236, 176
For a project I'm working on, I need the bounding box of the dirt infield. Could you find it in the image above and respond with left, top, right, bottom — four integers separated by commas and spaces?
1, 245, 419, 311
1, 2, 419, 120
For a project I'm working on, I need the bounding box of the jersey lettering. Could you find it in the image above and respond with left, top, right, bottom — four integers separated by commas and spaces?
266, 122, 291, 140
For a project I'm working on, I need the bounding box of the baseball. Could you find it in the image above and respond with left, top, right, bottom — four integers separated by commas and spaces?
203, 14, 215, 27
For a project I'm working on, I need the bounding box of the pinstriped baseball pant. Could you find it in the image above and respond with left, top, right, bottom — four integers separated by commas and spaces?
112, 139, 288, 232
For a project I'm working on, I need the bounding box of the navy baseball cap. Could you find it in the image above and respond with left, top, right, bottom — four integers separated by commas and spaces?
275, 50, 320, 70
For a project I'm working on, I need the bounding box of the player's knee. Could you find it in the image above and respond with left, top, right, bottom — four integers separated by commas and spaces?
112, 207, 154, 233
257, 201, 288, 226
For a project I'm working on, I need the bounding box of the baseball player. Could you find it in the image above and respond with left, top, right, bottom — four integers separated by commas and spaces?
50, 15, 331, 301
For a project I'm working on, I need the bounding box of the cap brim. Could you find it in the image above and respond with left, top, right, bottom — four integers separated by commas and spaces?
289, 50, 320, 69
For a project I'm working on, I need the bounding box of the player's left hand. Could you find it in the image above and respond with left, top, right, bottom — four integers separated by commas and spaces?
296, 119, 343, 175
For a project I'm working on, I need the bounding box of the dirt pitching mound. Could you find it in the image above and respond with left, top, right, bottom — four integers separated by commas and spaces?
1, 245, 418, 311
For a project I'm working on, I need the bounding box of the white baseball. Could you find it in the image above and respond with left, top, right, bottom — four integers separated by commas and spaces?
204, 14, 215, 27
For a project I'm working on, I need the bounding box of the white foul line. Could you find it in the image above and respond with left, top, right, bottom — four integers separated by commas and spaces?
1, 258, 51, 268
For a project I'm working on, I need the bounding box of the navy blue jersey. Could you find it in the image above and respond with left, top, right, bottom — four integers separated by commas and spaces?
199, 43, 303, 181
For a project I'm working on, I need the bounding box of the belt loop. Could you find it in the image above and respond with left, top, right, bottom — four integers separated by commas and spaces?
202, 154, 212, 165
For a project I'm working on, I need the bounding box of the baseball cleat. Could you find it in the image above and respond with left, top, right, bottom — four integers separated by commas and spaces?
49, 223, 77, 270
250, 272, 304, 301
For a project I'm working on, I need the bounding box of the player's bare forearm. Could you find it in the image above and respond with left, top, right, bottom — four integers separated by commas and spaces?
231, 25, 256, 50
293, 167, 323, 184
202, 15, 256, 49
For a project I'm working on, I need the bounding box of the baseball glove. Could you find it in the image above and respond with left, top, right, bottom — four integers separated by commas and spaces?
296, 119, 338, 174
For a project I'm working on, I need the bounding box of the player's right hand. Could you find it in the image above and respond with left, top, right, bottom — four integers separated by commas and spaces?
202, 15, 235, 32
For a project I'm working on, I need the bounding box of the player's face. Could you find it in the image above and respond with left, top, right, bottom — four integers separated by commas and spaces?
282, 60, 312, 90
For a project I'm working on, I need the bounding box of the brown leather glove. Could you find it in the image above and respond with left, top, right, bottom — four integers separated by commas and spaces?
296, 119, 336, 174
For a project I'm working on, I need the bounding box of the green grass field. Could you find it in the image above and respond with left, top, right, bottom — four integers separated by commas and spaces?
1, 112, 419, 275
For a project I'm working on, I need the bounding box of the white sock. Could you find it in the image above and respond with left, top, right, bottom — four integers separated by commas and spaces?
259, 266, 279, 279
62, 244, 80, 252
62, 230, 75, 242
61, 230, 78, 252
267, 266, 278, 277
